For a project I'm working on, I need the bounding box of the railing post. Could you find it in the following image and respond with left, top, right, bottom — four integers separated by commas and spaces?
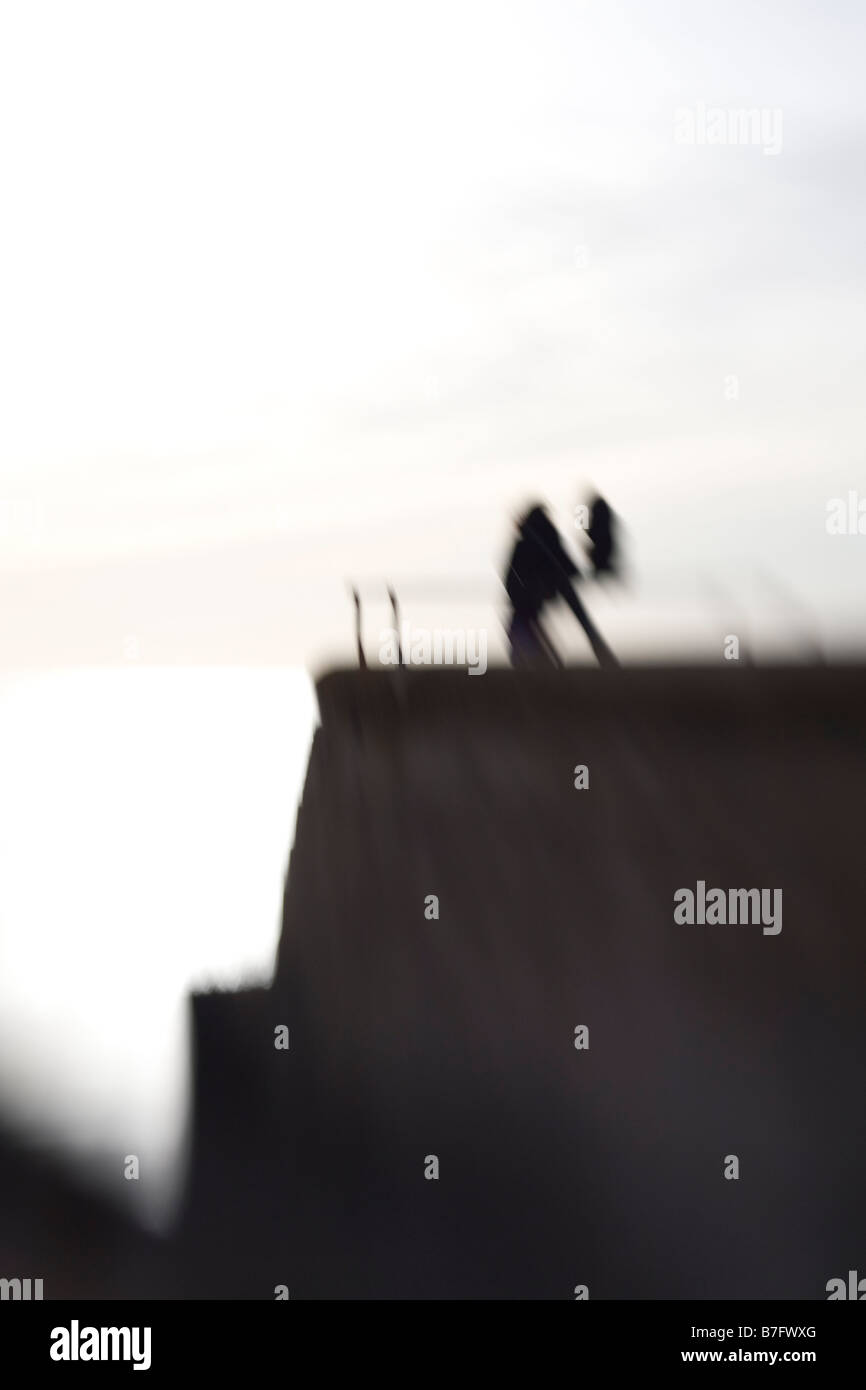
388, 586, 403, 667
352, 587, 366, 669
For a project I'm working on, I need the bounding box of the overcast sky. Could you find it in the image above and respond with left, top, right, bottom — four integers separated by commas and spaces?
1, 0, 865, 665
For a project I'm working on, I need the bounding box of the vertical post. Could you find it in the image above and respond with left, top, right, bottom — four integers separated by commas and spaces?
388, 586, 403, 666
352, 587, 366, 669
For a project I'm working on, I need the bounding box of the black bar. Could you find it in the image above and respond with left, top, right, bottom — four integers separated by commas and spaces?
2, 1300, 861, 1377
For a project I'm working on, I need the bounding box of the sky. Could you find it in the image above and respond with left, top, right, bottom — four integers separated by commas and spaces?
1, 0, 865, 668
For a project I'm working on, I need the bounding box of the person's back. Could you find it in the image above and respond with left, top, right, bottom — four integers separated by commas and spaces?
505, 506, 578, 617
503, 503, 618, 669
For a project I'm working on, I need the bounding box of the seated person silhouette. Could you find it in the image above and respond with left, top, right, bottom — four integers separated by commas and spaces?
504, 504, 618, 669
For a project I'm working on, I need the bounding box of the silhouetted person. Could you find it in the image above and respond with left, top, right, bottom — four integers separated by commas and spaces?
504, 504, 618, 668
586, 494, 618, 577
